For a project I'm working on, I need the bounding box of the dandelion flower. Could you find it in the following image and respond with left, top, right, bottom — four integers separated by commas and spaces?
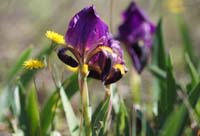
46, 31, 65, 44
23, 59, 45, 70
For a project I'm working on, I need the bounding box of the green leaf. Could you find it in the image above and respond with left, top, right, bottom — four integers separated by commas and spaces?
91, 96, 110, 135
158, 55, 177, 127
148, 65, 166, 80
62, 73, 79, 99
160, 105, 186, 136
134, 110, 154, 136
17, 81, 28, 133
41, 73, 80, 135
112, 84, 120, 114
11, 86, 21, 117
166, 55, 177, 113
151, 19, 168, 127
152, 19, 167, 71
176, 15, 196, 65
40, 91, 59, 135
188, 82, 200, 107
161, 81, 200, 136
151, 19, 179, 128
185, 54, 199, 86
0, 87, 13, 121
26, 89, 41, 136
116, 100, 129, 136
7, 47, 32, 82
149, 65, 182, 91
60, 87, 79, 136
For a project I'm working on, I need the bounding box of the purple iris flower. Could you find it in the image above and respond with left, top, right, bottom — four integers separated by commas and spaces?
58, 6, 127, 84
118, 1, 156, 73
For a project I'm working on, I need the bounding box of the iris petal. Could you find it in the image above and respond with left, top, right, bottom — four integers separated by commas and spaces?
104, 64, 128, 85
88, 49, 113, 81
129, 43, 149, 73
57, 48, 79, 67
118, 1, 155, 47
100, 57, 112, 81
66, 6, 109, 55
104, 69, 122, 85
88, 70, 101, 79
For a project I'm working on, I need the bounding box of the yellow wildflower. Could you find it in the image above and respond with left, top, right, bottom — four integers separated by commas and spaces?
166, 0, 184, 14
46, 30, 65, 44
23, 59, 45, 70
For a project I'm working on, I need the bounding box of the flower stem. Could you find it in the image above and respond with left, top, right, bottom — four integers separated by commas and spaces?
103, 85, 113, 133
79, 71, 91, 136
131, 68, 141, 104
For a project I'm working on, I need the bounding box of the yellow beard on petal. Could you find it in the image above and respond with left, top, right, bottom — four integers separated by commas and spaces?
98, 46, 113, 54
114, 64, 125, 75
66, 65, 79, 72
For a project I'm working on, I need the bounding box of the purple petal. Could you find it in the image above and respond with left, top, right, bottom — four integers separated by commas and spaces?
118, 1, 156, 48
104, 69, 122, 85
128, 43, 149, 73
66, 6, 109, 55
108, 39, 124, 64
88, 52, 113, 82
88, 38, 127, 84
57, 48, 79, 67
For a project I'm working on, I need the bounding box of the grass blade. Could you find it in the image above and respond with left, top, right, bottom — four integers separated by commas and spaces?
177, 15, 196, 65
185, 54, 199, 86
60, 87, 79, 136
40, 91, 59, 135
152, 19, 167, 70
7, 47, 32, 82
62, 73, 79, 99
116, 100, 129, 136
26, 89, 41, 136
161, 81, 200, 136
40, 73, 80, 135
148, 65, 166, 80
91, 96, 110, 135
